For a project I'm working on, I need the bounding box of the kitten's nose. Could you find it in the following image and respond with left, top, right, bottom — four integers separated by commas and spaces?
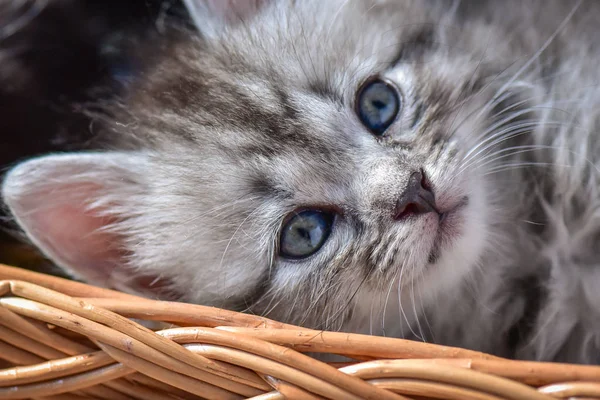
394, 171, 438, 220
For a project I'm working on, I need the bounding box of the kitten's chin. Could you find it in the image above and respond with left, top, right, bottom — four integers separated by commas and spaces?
419, 193, 488, 301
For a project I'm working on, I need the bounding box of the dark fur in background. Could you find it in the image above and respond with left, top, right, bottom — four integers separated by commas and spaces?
0, 0, 189, 272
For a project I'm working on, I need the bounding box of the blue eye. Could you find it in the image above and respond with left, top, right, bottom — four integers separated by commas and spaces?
356, 79, 401, 135
279, 210, 334, 259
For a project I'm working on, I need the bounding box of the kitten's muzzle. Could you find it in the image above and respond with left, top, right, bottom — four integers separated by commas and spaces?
394, 170, 440, 221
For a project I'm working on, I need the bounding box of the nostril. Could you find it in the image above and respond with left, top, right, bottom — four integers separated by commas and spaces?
395, 202, 421, 220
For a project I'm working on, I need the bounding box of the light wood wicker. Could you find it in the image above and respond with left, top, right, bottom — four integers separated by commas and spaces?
0, 264, 598, 400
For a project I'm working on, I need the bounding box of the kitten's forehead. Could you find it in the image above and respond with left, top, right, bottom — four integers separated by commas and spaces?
129, 0, 452, 133
213, 0, 448, 97
132, 53, 359, 208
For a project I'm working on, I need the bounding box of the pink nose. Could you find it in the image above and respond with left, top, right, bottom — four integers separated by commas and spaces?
394, 170, 437, 220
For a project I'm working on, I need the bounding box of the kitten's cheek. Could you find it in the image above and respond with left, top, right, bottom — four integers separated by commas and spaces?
408, 197, 469, 267
437, 197, 470, 244
424, 191, 488, 295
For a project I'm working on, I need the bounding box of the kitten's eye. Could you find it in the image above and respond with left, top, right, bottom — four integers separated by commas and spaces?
356, 79, 401, 135
279, 210, 334, 259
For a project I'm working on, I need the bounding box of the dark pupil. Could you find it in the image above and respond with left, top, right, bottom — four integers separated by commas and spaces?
280, 210, 333, 259
298, 227, 310, 240
372, 99, 386, 109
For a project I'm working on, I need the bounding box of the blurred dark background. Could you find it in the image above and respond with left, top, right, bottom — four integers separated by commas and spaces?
0, 0, 191, 275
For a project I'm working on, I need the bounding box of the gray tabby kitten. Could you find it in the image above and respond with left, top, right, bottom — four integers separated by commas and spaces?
3, 0, 600, 364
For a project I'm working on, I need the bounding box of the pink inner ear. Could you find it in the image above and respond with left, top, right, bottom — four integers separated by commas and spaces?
26, 197, 182, 299
29, 201, 122, 285
5, 155, 181, 299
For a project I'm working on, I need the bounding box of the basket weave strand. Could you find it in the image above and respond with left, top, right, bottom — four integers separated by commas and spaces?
0, 264, 598, 400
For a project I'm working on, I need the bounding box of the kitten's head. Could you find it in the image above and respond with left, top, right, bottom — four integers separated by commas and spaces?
2, 0, 521, 330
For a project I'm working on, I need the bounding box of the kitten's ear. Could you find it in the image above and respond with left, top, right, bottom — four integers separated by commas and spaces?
1, 153, 154, 293
182, 0, 267, 37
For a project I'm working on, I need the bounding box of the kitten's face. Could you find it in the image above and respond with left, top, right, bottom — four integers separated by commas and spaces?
3, 0, 517, 330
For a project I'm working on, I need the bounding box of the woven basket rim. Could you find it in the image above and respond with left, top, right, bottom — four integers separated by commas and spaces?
1, 263, 599, 400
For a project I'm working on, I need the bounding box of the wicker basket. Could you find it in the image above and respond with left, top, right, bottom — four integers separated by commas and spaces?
0, 264, 599, 400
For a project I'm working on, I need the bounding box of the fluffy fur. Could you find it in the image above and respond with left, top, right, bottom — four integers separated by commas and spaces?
3, 0, 600, 364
